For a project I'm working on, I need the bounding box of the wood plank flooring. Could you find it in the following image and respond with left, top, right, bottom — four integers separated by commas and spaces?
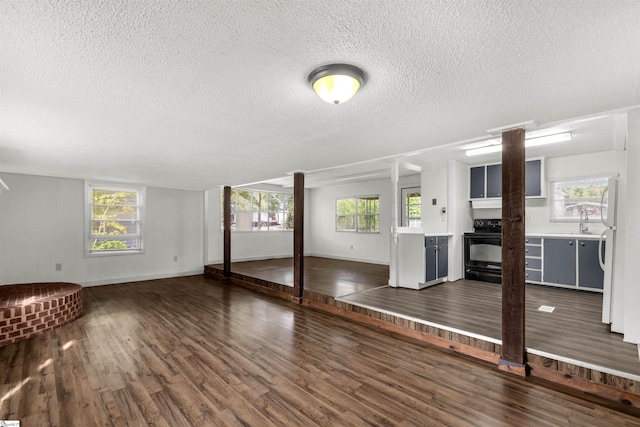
3, 275, 639, 426
212, 257, 640, 379
213, 256, 388, 297
339, 281, 640, 377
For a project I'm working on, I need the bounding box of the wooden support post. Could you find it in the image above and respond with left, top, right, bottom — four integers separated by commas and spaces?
292, 172, 304, 302
223, 186, 231, 279
500, 128, 528, 376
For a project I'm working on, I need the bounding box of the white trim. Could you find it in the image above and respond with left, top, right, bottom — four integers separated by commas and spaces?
81, 269, 204, 287
338, 296, 640, 382
85, 181, 146, 256
526, 348, 640, 382
335, 296, 502, 344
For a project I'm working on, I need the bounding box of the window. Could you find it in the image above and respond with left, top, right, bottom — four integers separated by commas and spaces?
401, 187, 421, 227
221, 188, 294, 231
336, 196, 380, 232
550, 176, 609, 222
85, 182, 145, 255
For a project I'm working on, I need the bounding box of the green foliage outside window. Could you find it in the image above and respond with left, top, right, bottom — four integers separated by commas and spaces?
551, 177, 608, 221
90, 189, 140, 251
222, 188, 294, 231
336, 196, 380, 233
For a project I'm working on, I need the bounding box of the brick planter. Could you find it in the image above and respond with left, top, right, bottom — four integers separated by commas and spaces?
0, 282, 83, 347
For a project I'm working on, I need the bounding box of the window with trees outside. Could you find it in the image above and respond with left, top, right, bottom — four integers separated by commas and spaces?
85, 182, 145, 255
221, 188, 294, 231
401, 187, 421, 227
336, 196, 380, 233
550, 176, 609, 222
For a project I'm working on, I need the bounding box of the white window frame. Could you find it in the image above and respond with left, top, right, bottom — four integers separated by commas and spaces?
336, 195, 380, 233
400, 187, 421, 227
85, 181, 146, 256
549, 175, 610, 222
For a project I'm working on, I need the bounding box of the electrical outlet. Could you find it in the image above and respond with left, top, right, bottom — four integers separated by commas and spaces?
55, 263, 62, 271
173, 255, 178, 262
349, 245, 354, 250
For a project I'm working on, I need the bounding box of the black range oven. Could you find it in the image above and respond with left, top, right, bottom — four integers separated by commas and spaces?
464, 219, 502, 283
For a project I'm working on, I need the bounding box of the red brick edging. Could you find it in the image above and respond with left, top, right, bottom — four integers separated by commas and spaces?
0, 282, 83, 347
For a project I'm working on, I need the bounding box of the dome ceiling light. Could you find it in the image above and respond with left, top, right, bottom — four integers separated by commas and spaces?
308, 64, 365, 105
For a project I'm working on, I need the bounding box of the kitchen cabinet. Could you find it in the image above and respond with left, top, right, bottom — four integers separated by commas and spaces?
525, 237, 542, 283
486, 164, 502, 197
578, 240, 605, 289
469, 158, 544, 200
525, 159, 542, 197
397, 233, 427, 289
426, 236, 448, 284
470, 166, 485, 199
396, 233, 449, 289
543, 238, 576, 286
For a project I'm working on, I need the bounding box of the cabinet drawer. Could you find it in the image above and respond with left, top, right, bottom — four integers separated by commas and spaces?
525, 245, 542, 257
426, 236, 448, 246
525, 258, 541, 270
525, 269, 542, 282
525, 237, 541, 245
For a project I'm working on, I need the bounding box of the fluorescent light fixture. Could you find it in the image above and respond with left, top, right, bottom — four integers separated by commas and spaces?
524, 131, 572, 147
465, 132, 572, 157
465, 144, 502, 156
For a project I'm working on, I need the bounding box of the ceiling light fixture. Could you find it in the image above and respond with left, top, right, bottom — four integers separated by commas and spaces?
465, 132, 572, 157
308, 64, 365, 104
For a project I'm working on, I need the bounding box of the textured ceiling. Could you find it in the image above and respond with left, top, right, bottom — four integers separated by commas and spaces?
1, 0, 639, 190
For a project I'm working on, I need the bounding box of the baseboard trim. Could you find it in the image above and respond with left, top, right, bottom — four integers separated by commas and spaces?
81, 269, 204, 287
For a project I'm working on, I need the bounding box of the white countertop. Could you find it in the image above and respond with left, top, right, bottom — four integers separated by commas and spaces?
526, 232, 604, 240
462, 232, 605, 239
395, 227, 453, 236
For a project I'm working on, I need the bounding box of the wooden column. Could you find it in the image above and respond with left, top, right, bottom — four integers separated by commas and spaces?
499, 128, 528, 376
223, 186, 231, 279
292, 172, 304, 302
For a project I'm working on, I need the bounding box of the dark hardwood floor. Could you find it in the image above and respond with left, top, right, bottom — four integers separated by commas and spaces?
2, 275, 639, 426
339, 281, 640, 377
218, 256, 388, 297
212, 257, 640, 379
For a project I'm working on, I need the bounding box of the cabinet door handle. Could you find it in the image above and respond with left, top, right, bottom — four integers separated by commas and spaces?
580, 242, 585, 246
525, 261, 529, 266
569, 241, 573, 246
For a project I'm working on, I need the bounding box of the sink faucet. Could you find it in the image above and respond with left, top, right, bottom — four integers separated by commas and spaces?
579, 209, 589, 234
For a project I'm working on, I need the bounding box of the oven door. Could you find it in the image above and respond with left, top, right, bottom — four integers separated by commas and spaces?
464, 233, 502, 283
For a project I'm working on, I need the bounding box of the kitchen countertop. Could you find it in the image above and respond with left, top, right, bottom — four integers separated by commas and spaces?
525, 232, 605, 240
395, 228, 453, 236
461, 231, 606, 239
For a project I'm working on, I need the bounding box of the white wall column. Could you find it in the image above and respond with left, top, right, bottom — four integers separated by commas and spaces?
389, 161, 400, 287
622, 109, 640, 344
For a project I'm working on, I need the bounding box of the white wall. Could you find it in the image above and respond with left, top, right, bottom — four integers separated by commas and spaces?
307, 179, 391, 264
447, 159, 473, 281
0, 173, 204, 286
421, 165, 449, 234
622, 110, 640, 344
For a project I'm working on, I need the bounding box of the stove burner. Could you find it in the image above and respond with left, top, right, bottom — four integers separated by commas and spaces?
473, 218, 502, 233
